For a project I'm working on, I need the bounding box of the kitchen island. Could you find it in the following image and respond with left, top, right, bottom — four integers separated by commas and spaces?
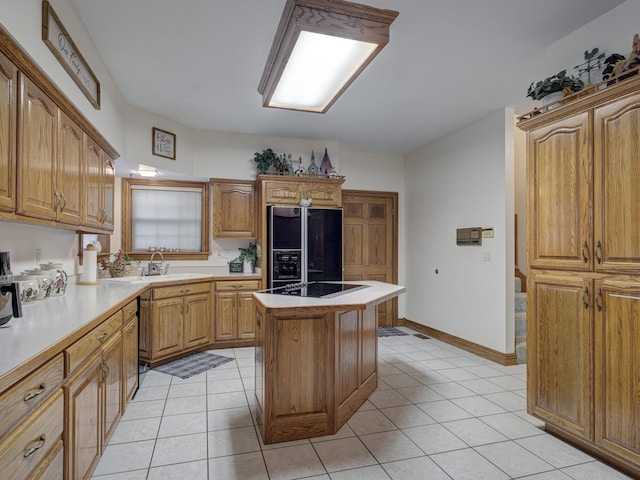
252, 280, 405, 444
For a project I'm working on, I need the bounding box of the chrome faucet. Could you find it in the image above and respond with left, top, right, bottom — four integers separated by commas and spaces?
148, 251, 169, 275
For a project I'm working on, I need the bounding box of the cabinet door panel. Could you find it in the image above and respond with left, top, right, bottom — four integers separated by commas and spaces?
528, 113, 592, 271
528, 273, 593, 440
184, 293, 212, 348
214, 293, 236, 341
594, 280, 640, 464
18, 77, 57, 220
102, 156, 115, 231
122, 317, 139, 406
83, 135, 102, 228
594, 94, 640, 273
263, 180, 300, 205
57, 110, 83, 224
152, 299, 184, 358
237, 292, 256, 339
213, 183, 256, 237
306, 183, 342, 207
102, 332, 122, 446
66, 353, 101, 480
0, 51, 17, 212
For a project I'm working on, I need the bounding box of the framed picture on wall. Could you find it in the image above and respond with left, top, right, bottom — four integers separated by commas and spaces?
152, 127, 176, 159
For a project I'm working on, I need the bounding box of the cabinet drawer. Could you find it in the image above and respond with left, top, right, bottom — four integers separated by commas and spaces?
25, 438, 63, 480
122, 299, 138, 321
153, 282, 211, 300
0, 354, 64, 439
0, 389, 63, 480
216, 280, 260, 292
263, 180, 300, 205
65, 310, 123, 374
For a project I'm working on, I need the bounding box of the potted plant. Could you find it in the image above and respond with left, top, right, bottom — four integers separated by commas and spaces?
100, 250, 140, 277
238, 242, 257, 273
527, 70, 584, 102
254, 148, 284, 174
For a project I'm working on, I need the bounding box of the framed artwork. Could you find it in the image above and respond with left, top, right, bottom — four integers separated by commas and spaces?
42, 1, 100, 109
152, 127, 176, 159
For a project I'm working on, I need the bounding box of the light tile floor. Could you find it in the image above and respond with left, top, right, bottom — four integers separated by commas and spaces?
91, 327, 634, 480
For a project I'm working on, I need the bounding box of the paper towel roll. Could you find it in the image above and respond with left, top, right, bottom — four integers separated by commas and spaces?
82, 245, 98, 283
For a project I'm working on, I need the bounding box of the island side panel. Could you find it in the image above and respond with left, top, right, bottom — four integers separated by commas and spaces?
257, 303, 337, 444
336, 305, 378, 428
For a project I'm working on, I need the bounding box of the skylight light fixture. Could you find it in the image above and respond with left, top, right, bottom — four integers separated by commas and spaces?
258, 0, 398, 113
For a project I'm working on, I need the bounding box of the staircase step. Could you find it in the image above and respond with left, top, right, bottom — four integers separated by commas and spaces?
514, 277, 522, 293
515, 292, 526, 313
515, 312, 526, 336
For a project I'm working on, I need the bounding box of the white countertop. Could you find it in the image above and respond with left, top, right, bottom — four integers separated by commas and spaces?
253, 280, 405, 311
0, 271, 259, 383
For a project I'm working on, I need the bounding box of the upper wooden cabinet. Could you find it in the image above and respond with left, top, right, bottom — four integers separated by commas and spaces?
212, 180, 256, 238
0, 50, 17, 212
259, 175, 344, 208
83, 135, 115, 232
527, 112, 592, 271
527, 92, 640, 275
593, 93, 640, 273
17, 76, 58, 221
0, 28, 118, 234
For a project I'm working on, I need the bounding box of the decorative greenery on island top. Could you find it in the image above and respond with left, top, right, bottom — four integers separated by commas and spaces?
526, 69, 585, 101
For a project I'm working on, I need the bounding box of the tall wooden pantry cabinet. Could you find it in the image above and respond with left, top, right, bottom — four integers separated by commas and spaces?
518, 77, 640, 478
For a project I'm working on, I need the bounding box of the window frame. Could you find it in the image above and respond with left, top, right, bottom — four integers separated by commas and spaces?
122, 178, 210, 261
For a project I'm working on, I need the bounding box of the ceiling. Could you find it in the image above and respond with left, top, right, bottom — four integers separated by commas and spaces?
72, 0, 625, 156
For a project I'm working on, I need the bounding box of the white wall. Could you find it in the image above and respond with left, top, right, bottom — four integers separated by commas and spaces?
405, 109, 513, 353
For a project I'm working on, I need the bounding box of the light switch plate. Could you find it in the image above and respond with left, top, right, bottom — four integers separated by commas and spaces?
482, 228, 494, 238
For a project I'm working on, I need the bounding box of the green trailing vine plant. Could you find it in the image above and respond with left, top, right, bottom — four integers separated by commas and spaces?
527, 70, 584, 101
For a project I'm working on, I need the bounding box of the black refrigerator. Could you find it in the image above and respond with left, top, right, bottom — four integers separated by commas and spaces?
267, 206, 343, 288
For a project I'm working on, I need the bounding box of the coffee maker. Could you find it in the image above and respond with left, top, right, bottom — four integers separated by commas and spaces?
0, 251, 23, 326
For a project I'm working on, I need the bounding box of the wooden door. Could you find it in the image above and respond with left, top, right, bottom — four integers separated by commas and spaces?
18, 76, 58, 220
343, 191, 397, 326
594, 94, 640, 273
151, 298, 184, 359
101, 332, 122, 446
594, 278, 640, 465
527, 113, 592, 271
122, 317, 139, 406
527, 272, 593, 440
57, 110, 83, 224
213, 182, 256, 237
214, 292, 236, 341
66, 351, 101, 480
184, 293, 212, 348
83, 135, 102, 229
0, 51, 17, 212
237, 292, 257, 339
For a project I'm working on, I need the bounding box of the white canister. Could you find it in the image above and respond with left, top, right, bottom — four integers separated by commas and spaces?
16, 277, 39, 304
49, 269, 68, 296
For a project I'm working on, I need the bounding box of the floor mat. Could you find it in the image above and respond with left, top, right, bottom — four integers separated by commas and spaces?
378, 327, 409, 337
153, 352, 234, 379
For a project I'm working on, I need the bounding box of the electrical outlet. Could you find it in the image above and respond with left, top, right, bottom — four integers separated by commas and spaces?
214, 249, 229, 259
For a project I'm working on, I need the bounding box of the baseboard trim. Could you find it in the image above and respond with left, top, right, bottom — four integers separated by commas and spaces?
402, 318, 518, 366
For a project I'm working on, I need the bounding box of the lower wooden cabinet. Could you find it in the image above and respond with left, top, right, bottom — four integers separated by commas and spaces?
65, 330, 122, 480
527, 272, 593, 440
529, 271, 640, 475
594, 278, 640, 468
214, 280, 260, 343
139, 281, 213, 367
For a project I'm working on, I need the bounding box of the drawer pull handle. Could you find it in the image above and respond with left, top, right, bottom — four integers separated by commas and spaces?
97, 332, 109, 342
582, 287, 589, 309
581, 241, 588, 263
23, 435, 46, 458
596, 288, 603, 312
23, 384, 46, 402
128, 309, 137, 317
128, 324, 136, 333
179, 288, 190, 294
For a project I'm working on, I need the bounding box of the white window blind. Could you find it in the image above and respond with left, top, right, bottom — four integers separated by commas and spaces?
131, 186, 202, 251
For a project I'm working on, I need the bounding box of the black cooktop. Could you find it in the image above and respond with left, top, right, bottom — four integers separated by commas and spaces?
265, 282, 368, 298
